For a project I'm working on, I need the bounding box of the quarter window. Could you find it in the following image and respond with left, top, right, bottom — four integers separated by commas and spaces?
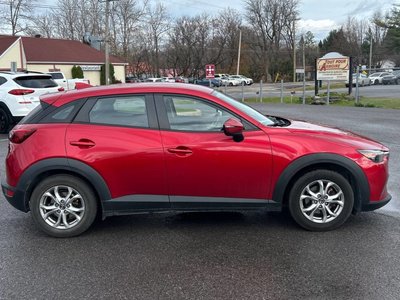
0, 76, 6, 86
89, 96, 149, 128
163, 96, 235, 131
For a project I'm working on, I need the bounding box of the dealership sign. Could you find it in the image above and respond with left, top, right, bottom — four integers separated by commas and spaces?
317, 53, 349, 81
80, 65, 101, 71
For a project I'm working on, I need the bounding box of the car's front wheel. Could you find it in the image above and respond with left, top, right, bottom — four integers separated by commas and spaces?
30, 175, 97, 237
289, 170, 354, 231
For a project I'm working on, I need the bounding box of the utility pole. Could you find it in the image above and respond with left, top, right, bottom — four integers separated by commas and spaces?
236, 29, 242, 75
369, 34, 373, 76
105, 0, 110, 85
293, 19, 296, 83
301, 35, 306, 104
101, 0, 117, 85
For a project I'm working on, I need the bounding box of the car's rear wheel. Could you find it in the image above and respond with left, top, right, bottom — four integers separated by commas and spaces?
289, 170, 354, 231
30, 175, 97, 237
0, 107, 12, 133
374, 79, 379, 85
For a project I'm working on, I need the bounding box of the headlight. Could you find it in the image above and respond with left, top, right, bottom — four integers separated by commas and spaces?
358, 150, 389, 163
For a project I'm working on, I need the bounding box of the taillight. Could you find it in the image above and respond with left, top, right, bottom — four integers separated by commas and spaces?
9, 128, 37, 144
58, 87, 65, 92
8, 89, 35, 96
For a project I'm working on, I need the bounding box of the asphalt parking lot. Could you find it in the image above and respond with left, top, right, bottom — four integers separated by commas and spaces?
0, 103, 399, 299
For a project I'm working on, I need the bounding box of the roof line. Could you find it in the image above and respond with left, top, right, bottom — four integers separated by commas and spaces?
0, 37, 21, 61
27, 61, 128, 65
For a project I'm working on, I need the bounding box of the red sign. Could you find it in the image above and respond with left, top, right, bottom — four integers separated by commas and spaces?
205, 64, 215, 79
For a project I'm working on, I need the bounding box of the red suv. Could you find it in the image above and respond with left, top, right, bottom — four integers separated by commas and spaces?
2, 83, 391, 237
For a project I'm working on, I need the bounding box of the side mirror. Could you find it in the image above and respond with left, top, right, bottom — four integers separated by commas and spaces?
223, 118, 244, 142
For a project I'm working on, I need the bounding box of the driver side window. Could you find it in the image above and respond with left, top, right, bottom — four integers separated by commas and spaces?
163, 96, 235, 131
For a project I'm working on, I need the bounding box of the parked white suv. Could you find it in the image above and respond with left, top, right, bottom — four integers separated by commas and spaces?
0, 72, 63, 133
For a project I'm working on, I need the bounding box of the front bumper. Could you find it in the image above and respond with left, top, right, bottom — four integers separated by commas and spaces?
361, 194, 392, 212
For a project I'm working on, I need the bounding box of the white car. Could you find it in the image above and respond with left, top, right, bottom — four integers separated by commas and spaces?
162, 77, 176, 83
0, 71, 63, 133
345, 74, 371, 87
369, 72, 391, 85
219, 76, 241, 86
47, 72, 90, 90
145, 78, 166, 82
230, 75, 254, 85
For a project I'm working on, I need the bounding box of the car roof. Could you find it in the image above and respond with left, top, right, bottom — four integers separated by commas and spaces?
42, 83, 215, 107
0, 71, 51, 78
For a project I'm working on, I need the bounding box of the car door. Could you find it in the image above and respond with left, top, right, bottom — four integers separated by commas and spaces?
155, 93, 273, 210
66, 94, 169, 211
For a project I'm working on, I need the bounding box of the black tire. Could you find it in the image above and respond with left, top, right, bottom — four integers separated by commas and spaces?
0, 107, 12, 134
288, 170, 354, 231
30, 175, 98, 237
229, 82, 233, 86
374, 79, 379, 85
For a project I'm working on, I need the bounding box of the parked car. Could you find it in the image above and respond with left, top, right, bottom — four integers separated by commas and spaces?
125, 76, 141, 83
345, 74, 371, 87
219, 76, 241, 86
162, 77, 176, 83
194, 78, 222, 87
230, 75, 254, 85
2, 83, 391, 237
47, 72, 90, 90
382, 74, 398, 85
174, 76, 189, 83
369, 72, 391, 85
145, 77, 166, 82
0, 71, 64, 133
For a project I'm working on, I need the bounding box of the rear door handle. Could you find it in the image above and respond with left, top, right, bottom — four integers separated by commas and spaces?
70, 139, 96, 148
167, 146, 193, 156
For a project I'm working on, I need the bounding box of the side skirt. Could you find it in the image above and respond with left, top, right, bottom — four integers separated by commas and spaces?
102, 195, 281, 218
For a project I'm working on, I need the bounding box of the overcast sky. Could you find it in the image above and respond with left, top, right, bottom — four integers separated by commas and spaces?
40, 0, 398, 40
154, 0, 398, 39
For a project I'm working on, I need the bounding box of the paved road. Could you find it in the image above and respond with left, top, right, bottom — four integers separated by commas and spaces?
0, 104, 399, 299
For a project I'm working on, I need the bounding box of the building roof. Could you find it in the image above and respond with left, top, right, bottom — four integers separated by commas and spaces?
0, 36, 19, 55
0, 35, 125, 64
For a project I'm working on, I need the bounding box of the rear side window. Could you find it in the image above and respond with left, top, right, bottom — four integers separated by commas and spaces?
39, 99, 86, 123
14, 76, 58, 88
19, 101, 52, 124
89, 96, 149, 128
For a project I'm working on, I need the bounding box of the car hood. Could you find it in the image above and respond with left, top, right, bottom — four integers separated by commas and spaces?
283, 119, 386, 150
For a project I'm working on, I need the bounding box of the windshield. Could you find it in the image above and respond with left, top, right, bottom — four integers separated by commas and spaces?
212, 90, 275, 126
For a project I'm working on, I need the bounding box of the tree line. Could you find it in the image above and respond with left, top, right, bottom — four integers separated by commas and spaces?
1, 0, 400, 81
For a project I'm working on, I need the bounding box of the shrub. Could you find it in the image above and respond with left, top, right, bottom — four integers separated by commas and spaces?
71, 65, 84, 79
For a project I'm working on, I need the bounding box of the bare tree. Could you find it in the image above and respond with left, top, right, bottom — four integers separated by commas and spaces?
210, 8, 242, 73
146, 2, 169, 76
0, 0, 37, 35
26, 12, 55, 38
245, 0, 299, 81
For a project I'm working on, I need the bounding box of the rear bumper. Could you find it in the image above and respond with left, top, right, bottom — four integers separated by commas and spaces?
1, 180, 29, 212
361, 194, 392, 212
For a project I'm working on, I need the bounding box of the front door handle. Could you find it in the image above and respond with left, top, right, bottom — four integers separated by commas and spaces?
70, 139, 96, 148
167, 146, 193, 156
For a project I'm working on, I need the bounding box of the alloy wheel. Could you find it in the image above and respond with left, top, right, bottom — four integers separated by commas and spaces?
299, 179, 344, 224
39, 185, 85, 229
